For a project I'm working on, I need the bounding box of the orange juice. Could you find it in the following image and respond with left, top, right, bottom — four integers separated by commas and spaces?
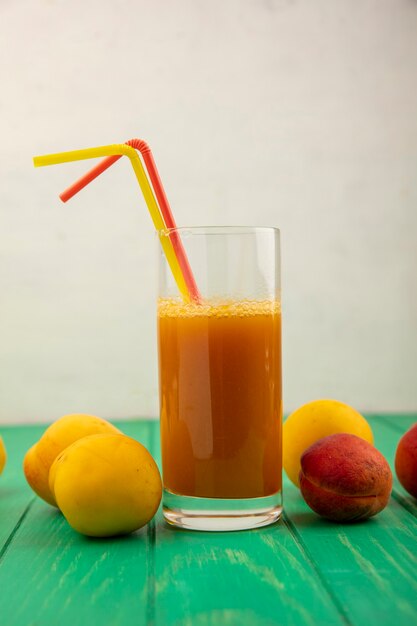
158, 299, 282, 499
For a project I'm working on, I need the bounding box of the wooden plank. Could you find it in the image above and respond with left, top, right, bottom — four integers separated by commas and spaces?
1, 416, 416, 626
283, 415, 417, 626
150, 423, 346, 626
372, 413, 416, 433
284, 491, 417, 624
153, 519, 352, 626
0, 420, 154, 626
0, 425, 44, 549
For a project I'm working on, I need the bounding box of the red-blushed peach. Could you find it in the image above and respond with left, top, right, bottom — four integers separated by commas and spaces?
299, 433, 392, 522
395, 423, 417, 499
283, 399, 373, 487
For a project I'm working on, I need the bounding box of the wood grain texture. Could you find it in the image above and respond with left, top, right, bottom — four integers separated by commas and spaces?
0, 416, 417, 626
0, 421, 154, 626
0, 425, 43, 549
150, 422, 344, 626
153, 518, 346, 626
281, 415, 417, 626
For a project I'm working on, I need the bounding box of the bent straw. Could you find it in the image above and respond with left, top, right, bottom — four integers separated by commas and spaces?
33, 144, 192, 301
60, 139, 201, 303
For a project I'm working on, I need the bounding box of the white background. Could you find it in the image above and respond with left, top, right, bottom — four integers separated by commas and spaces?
1, 0, 416, 424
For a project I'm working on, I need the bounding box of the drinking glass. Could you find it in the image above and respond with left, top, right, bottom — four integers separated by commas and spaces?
157, 226, 282, 531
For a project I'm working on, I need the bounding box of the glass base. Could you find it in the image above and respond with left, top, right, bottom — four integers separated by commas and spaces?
162, 489, 283, 531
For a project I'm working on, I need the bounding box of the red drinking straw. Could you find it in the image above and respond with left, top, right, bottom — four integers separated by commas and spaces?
60, 139, 201, 303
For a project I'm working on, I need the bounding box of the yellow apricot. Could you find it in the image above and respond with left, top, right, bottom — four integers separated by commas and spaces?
283, 399, 373, 487
50, 434, 162, 537
23, 414, 121, 506
0, 436, 6, 475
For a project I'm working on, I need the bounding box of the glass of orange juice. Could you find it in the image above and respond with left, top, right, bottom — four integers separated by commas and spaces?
157, 227, 282, 531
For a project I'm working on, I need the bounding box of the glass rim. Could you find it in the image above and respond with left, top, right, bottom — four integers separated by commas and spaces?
157, 225, 280, 236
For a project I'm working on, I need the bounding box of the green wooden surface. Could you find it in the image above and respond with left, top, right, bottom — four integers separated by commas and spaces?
0, 416, 416, 626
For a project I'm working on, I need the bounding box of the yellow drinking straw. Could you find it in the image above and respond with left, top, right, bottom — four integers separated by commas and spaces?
33, 144, 190, 300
